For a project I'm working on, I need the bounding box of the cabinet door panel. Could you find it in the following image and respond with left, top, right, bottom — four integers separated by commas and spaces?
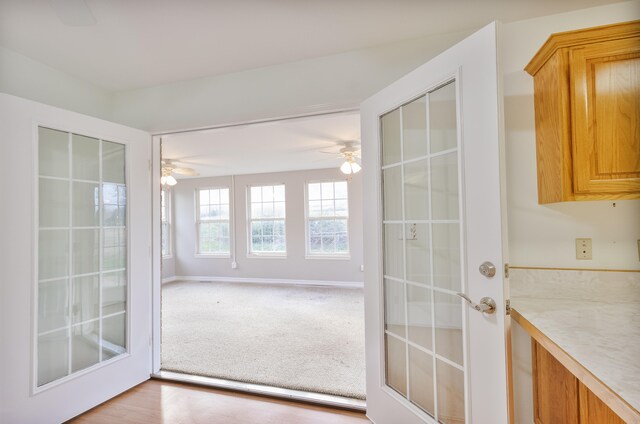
579, 383, 627, 424
571, 37, 640, 195
532, 341, 579, 424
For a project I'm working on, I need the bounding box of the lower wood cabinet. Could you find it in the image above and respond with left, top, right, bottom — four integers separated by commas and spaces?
532, 341, 625, 424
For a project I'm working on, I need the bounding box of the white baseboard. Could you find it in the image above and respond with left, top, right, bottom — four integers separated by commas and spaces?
170, 275, 364, 288
162, 276, 178, 284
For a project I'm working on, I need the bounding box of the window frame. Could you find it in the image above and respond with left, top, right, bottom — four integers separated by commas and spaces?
304, 179, 351, 259
246, 184, 287, 258
160, 189, 172, 258
195, 186, 231, 258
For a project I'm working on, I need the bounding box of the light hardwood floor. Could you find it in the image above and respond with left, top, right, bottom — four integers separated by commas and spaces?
68, 380, 370, 424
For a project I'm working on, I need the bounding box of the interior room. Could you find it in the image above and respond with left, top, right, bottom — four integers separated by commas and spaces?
158, 111, 367, 403
0, 1, 638, 424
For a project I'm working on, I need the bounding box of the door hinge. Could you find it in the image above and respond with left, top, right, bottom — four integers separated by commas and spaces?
505, 299, 511, 316
504, 263, 510, 279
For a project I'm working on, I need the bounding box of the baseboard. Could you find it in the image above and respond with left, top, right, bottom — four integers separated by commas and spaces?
171, 275, 364, 288
162, 276, 178, 284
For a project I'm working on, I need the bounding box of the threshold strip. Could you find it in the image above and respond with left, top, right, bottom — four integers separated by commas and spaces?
152, 370, 367, 412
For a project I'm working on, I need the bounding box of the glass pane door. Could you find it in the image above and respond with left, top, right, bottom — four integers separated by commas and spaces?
37, 127, 128, 388
381, 81, 465, 423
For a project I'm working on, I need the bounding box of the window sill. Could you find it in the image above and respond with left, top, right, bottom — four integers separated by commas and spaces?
247, 253, 287, 259
305, 254, 351, 260
194, 254, 231, 259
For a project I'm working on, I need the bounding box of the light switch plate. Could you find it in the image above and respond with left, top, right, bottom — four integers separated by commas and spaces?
576, 238, 592, 260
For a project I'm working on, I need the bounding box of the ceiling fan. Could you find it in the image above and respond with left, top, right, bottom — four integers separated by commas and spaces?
322, 140, 362, 175
161, 159, 199, 186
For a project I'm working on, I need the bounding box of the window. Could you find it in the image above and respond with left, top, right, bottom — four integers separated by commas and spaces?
161, 190, 171, 257
307, 180, 349, 256
196, 188, 230, 255
37, 127, 128, 387
248, 185, 286, 255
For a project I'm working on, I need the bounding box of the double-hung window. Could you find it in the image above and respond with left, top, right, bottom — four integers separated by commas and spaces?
307, 180, 349, 256
248, 185, 286, 255
196, 188, 230, 255
161, 190, 171, 257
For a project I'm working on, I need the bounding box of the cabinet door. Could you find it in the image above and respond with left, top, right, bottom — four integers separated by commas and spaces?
570, 36, 640, 197
578, 383, 627, 424
532, 341, 580, 424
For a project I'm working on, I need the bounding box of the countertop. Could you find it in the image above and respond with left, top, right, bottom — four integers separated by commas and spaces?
509, 268, 640, 422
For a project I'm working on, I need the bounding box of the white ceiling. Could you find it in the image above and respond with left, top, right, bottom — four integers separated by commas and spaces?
0, 0, 622, 91
162, 111, 360, 177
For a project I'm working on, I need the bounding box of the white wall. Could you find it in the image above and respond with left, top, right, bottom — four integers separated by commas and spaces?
502, 1, 640, 271
112, 29, 473, 133
0, 46, 113, 121
168, 168, 364, 284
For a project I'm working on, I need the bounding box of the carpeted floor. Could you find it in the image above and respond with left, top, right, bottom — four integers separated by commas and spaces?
161, 281, 366, 399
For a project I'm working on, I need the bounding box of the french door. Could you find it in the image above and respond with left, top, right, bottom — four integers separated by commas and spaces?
361, 23, 511, 423
0, 93, 152, 423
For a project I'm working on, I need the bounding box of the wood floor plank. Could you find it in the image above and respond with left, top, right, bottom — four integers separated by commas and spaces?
68, 380, 370, 424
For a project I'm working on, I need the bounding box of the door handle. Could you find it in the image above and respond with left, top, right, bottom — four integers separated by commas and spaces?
456, 293, 496, 314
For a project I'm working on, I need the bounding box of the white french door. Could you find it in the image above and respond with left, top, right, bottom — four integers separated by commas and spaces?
0, 93, 152, 423
361, 23, 510, 424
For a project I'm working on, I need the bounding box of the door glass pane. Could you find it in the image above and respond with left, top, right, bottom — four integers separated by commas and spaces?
384, 279, 406, 337
436, 359, 465, 424
435, 291, 464, 366
38, 329, 69, 386
71, 321, 100, 372
380, 80, 464, 422
39, 178, 69, 227
430, 82, 457, 153
432, 224, 461, 292
404, 159, 429, 220
431, 152, 459, 220
381, 108, 401, 165
38, 127, 68, 178
409, 346, 435, 416
403, 96, 427, 160
405, 223, 430, 284
385, 334, 407, 396
38, 279, 69, 333
382, 166, 402, 220
72, 134, 100, 181
407, 284, 432, 349
37, 128, 128, 387
383, 224, 404, 279
73, 182, 100, 226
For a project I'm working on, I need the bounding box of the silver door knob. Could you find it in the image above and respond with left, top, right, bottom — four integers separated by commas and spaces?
456, 293, 496, 314
479, 261, 496, 278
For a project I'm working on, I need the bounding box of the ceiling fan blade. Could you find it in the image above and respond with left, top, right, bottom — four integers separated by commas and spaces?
172, 167, 199, 176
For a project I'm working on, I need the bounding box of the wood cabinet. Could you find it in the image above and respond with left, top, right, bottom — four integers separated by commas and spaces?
525, 21, 640, 203
532, 341, 626, 424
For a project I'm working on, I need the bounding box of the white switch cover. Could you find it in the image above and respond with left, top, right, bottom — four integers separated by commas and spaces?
576, 238, 592, 260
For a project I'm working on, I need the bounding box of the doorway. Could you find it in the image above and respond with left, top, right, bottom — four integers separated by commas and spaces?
153, 110, 367, 407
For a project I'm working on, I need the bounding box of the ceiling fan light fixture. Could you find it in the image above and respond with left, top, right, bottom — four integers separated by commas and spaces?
166, 175, 178, 186
340, 158, 361, 175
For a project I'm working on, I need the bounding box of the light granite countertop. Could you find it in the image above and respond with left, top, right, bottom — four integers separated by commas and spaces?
509, 268, 640, 417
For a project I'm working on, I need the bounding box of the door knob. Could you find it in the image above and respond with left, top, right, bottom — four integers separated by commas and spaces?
456, 293, 496, 314
479, 261, 496, 278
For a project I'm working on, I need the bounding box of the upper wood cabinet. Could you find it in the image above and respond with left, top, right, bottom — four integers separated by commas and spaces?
525, 21, 640, 203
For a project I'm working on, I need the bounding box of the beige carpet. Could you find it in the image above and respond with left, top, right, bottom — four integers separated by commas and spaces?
161, 281, 366, 399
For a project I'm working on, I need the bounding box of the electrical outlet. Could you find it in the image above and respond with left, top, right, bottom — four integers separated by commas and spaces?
231, 261, 238, 269
576, 238, 592, 260
360, 264, 364, 272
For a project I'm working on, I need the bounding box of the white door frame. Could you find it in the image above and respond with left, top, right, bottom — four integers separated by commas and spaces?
361, 22, 512, 423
